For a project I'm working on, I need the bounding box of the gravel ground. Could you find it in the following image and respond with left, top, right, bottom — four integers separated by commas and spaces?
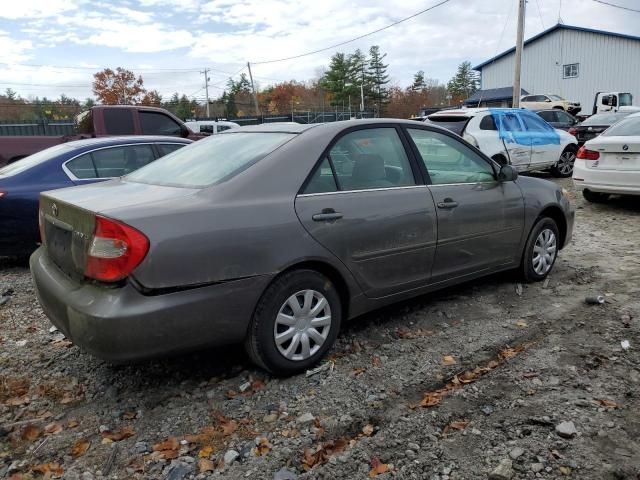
1, 176, 639, 480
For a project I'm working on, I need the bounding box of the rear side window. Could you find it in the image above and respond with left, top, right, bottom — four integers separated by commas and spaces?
303, 158, 338, 194
66, 153, 97, 179
140, 112, 182, 136
91, 145, 155, 177
126, 132, 295, 187
479, 115, 497, 130
157, 143, 186, 156
328, 128, 415, 190
103, 109, 135, 135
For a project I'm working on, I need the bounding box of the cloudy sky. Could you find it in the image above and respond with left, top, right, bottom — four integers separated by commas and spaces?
0, 0, 638, 103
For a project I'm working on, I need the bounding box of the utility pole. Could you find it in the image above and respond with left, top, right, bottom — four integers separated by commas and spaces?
512, 0, 526, 108
201, 68, 210, 117
246, 62, 260, 116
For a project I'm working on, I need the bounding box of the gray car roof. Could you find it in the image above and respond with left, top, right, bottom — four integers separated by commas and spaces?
63, 136, 193, 148
231, 118, 434, 135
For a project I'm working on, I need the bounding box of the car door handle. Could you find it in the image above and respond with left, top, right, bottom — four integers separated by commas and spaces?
312, 209, 343, 221
437, 199, 459, 209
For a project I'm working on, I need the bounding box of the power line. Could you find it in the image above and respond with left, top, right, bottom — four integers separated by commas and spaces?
250, 0, 453, 64
592, 0, 640, 12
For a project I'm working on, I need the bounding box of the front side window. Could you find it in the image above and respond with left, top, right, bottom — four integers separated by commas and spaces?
520, 112, 555, 133
537, 111, 557, 123
408, 128, 495, 185
556, 111, 574, 124
103, 109, 135, 135
328, 128, 415, 191
563, 63, 579, 78
91, 145, 155, 178
140, 111, 182, 136
500, 112, 524, 132
126, 132, 295, 187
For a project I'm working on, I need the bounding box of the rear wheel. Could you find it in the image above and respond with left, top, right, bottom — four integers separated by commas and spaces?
244, 270, 342, 375
582, 189, 610, 203
550, 146, 576, 177
521, 217, 559, 282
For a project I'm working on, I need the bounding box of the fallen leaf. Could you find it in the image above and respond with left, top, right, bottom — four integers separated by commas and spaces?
442, 355, 457, 366
31, 463, 64, 477
250, 379, 266, 392
516, 320, 528, 328
67, 418, 79, 428
60, 393, 77, 404
372, 356, 382, 367
302, 438, 349, 470
443, 421, 469, 435
198, 446, 214, 458
560, 466, 572, 475
221, 419, 238, 436
369, 456, 390, 478
122, 411, 137, 420
153, 436, 180, 452
550, 449, 563, 459
101, 425, 135, 442
597, 399, 618, 409
226, 390, 238, 399
51, 338, 73, 348
362, 424, 374, 436
44, 421, 63, 435
255, 437, 272, 456
352, 367, 367, 377
21, 424, 42, 442
6, 395, 30, 406
396, 328, 434, 339
198, 458, 215, 473
71, 439, 91, 458
420, 393, 441, 408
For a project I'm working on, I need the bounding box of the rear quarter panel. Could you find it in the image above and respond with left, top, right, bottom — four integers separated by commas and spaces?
0, 136, 66, 166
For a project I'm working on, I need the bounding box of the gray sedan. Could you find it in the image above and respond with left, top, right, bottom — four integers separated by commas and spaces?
31, 120, 574, 375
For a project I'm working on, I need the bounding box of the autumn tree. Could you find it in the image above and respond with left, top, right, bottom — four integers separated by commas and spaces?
92, 67, 146, 105
141, 90, 163, 106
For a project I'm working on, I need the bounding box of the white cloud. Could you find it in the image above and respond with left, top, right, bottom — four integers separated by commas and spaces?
0, 31, 33, 63
0, 0, 81, 19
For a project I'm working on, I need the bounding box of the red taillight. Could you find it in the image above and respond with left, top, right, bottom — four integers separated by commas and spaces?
0, 191, 6, 198
576, 146, 600, 160
85, 216, 149, 282
568, 127, 577, 136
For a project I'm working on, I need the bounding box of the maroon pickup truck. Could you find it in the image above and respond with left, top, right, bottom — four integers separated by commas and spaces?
0, 105, 204, 167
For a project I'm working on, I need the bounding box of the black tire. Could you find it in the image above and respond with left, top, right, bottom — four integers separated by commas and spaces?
550, 146, 576, 177
521, 217, 560, 283
244, 269, 342, 375
582, 189, 609, 203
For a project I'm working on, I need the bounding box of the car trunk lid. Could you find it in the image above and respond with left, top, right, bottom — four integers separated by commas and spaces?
589, 137, 640, 171
575, 125, 607, 143
39, 180, 198, 280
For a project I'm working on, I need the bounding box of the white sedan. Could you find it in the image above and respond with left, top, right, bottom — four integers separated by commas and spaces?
573, 114, 640, 202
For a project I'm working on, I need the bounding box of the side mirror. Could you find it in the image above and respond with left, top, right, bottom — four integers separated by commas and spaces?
498, 164, 518, 182
545, 98, 551, 102
180, 124, 191, 138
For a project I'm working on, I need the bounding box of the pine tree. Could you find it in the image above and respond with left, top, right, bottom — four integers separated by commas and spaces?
446, 61, 479, 101
320, 52, 352, 107
412, 71, 427, 92
367, 46, 390, 111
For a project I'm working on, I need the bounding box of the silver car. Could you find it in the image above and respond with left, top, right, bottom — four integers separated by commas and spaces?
31, 120, 574, 375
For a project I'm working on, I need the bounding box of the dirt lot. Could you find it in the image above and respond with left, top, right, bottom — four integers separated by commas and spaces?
1, 176, 639, 480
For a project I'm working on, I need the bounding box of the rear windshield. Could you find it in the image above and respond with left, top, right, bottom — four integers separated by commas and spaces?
425, 116, 471, 135
0, 143, 72, 178
601, 116, 640, 137
125, 132, 295, 187
581, 113, 629, 126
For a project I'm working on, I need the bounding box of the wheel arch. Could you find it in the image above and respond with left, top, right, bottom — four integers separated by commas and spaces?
537, 205, 568, 248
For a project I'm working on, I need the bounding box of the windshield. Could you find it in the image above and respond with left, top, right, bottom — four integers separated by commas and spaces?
548, 95, 564, 101
0, 143, 72, 178
619, 93, 633, 107
581, 113, 629, 126
126, 132, 295, 187
602, 116, 640, 137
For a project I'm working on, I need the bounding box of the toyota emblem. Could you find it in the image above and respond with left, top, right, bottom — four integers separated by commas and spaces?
52, 203, 58, 217
623, 144, 629, 151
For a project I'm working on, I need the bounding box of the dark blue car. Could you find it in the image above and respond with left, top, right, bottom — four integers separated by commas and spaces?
0, 136, 192, 256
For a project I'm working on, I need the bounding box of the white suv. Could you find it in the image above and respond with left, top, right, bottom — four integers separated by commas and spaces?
425, 108, 579, 177
521, 94, 581, 115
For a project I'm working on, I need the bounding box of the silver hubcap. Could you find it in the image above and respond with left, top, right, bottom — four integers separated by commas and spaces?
274, 290, 331, 361
532, 228, 557, 275
558, 151, 575, 175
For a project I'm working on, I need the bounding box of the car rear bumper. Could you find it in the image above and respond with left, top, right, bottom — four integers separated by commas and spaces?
30, 247, 272, 362
573, 161, 640, 195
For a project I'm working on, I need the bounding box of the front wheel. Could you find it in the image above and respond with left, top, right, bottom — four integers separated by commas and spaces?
521, 217, 560, 282
550, 147, 576, 177
244, 270, 342, 375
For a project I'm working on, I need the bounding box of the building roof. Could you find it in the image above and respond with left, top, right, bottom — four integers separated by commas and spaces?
474, 24, 640, 71
464, 87, 529, 104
